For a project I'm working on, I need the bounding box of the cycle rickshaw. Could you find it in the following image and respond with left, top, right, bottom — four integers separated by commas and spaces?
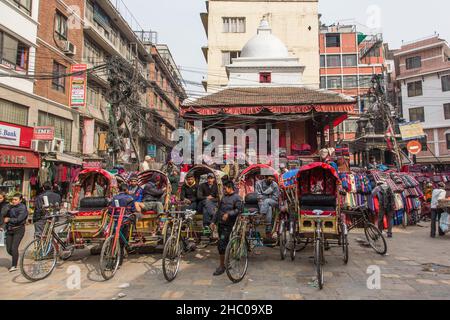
99, 169, 172, 280
20, 168, 119, 281
280, 163, 349, 289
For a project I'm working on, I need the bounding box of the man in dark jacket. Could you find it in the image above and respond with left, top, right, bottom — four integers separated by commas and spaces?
127, 175, 143, 202
197, 173, 219, 227
3, 193, 28, 272
210, 181, 242, 276
135, 176, 166, 215
180, 173, 198, 211
34, 182, 61, 237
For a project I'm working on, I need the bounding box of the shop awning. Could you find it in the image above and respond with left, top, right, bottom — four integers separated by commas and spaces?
0, 146, 40, 169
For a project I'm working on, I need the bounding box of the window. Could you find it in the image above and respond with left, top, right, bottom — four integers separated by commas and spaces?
38, 111, 72, 151
406, 56, 422, 70
326, 34, 340, 47
343, 76, 358, 88
359, 75, 373, 88
259, 72, 271, 84
409, 107, 425, 122
87, 87, 99, 108
320, 76, 326, 89
222, 51, 241, 66
0, 32, 29, 72
12, 0, 32, 15
327, 76, 342, 89
407, 81, 423, 97
0, 99, 28, 126
442, 75, 450, 92
342, 54, 357, 67
447, 134, 450, 150
320, 55, 325, 67
444, 103, 450, 120
52, 61, 66, 93
223, 17, 246, 33
326, 55, 341, 67
55, 11, 68, 40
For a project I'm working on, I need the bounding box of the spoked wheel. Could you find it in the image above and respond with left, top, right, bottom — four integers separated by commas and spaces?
364, 223, 387, 255
314, 238, 324, 290
279, 221, 288, 260
289, 233, 296, 261
225, 236, 248, 283
162, 235, 182, 282
162, 221, 173, 245
99, 236, 121, 281
20, 238, 57, 282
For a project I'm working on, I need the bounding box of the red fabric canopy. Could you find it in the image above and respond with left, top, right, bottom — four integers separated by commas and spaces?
298, 162, 340, 181
181, 104, 355, 116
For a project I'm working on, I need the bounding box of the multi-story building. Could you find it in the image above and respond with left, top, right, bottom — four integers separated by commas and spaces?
395, 35, 450, 164
319, 24, 384, 142
32, 0, 185, 167
200, 0, 320, 92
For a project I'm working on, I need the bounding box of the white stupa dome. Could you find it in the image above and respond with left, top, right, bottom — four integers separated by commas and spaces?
240, 19, 289, 59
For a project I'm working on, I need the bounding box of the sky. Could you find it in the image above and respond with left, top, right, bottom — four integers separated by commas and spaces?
122, 0, 450, 94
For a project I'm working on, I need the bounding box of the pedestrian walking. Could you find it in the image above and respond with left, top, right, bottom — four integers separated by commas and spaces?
3, 193, 28, 272
430, 182, 447, 238
33, 182, 61, 237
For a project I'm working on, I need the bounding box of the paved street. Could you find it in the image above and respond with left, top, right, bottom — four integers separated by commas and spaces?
1, 223, 450, 300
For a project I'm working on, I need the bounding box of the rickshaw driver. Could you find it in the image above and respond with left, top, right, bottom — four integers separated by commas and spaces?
210, 181, 243, 276
256, 173, 280, 236
135, 175, 166, 217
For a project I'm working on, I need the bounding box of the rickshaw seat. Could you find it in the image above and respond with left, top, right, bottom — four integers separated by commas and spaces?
245, 193, 259, 205
301, 206, 336, 212
300, 194, 336, 207
80, 197, 109, 209
73, 210, 104, 217
142, 210, 158, 216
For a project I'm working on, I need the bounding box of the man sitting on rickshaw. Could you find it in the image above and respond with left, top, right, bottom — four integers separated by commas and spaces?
180, 173, 198, 211
128, 175, 143, 202
256, 173, 280, 236
198, 173, 219, 227
135, 175, 166, 217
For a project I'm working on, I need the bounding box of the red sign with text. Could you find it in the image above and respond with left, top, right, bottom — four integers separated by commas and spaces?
0, 121, 33, 149
33, 126, 55, 141
0, 147, 40, 168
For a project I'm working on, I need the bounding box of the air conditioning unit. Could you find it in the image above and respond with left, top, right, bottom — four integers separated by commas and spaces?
63, 41, 76, 56
51, 138, 65, 154
31, 140, 50, 154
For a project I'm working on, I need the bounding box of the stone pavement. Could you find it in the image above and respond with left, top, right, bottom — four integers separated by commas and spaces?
1, 223, 450, 300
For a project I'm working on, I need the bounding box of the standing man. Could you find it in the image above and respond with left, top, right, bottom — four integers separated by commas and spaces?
210, 181, 242, 276
431, 182, 447, 238
197, 173, 219, 228
372, 180, 395, 238
128, 175, 143, 203
256, 174, 280, 237
34, 182, 61, 237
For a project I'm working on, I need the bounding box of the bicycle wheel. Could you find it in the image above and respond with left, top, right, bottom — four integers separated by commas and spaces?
225, 236, 248, 283
364, 223, 387, 255
314, 238, 324, 290
279, 221, 287, 260
99, 236, 121, 281
340, 223, 349, 264
162, 235, 182, 282
20, 238, 57, 282
162, 220, 173, 245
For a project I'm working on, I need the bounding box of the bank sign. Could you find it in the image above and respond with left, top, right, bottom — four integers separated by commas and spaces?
0, 121, 33, 149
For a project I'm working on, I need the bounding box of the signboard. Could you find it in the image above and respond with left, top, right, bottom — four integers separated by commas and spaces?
83, 161, 103, 169
69, 64, 88, 108
407, 140, 422, 155
0, 147, 40, 168
33, 127, 54, 141
147, 144, 157, 157
399, 122, 426, 141
0, 121, 33, 149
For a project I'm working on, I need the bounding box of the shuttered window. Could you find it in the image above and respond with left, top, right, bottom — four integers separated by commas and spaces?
38, 111, 72, 151
0, 99, 28, 126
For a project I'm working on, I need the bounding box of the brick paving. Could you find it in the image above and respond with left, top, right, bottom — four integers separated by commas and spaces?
1, 223, 450, 300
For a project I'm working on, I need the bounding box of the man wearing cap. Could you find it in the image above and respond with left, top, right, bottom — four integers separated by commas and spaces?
197, 173, 219, 227
372, 180, 395, 238
256, 173, 280, 236
431, 182, 447, 238
128, 175, 143, 203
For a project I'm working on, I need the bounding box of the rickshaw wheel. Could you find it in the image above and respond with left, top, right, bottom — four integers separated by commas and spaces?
279, 221, 288, 260
99, 236, 121, 281
20, 238, 58, 282
314, 239, 324, 290
364, 224, 387, 255
225, 236, 248, 283
162, 221, 173, 245
340, 223, 349, 264
162, 235, 182, 282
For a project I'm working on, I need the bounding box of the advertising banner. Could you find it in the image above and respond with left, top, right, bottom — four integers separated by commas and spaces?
70, 64, 88, 108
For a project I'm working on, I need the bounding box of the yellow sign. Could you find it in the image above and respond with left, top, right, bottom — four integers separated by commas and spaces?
399, 122, 425, 141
